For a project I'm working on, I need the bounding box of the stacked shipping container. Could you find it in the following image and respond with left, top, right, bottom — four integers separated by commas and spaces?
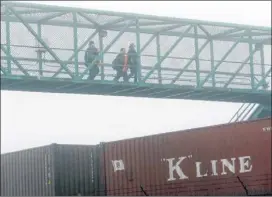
1, 118, 271, 196
1, 144, 104, 196
102, 118, 271, 196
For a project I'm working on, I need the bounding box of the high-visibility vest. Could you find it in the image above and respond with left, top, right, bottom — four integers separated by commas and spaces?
123, 54, 128, 72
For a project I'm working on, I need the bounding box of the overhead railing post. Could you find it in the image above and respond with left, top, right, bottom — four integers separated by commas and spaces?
73, 12, 79, 77
37, 23, 43, 77
156, 34, 161, 84
5, 8, 12, 74
248, 34, 255, 89
135, 19, 142, 83
194, 25, 200, 88
260, 44, 265, 89
98, 30, 105, 81
210, 40, 215, 87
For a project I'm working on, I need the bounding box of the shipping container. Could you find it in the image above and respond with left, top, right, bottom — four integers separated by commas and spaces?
102, 118, 272, 196
1, 143, 103, 196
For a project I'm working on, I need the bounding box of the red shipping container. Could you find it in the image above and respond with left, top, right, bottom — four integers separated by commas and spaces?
102, 118, 272, 196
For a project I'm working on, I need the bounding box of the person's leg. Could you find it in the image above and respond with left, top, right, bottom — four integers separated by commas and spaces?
94, 65, 100, 78
128, 65, 134, 78
134, 67, 138, 83
85, 63, 92, 80
123, 71, 129, 82
89, 65, 99, 80
114, 68, 122, 81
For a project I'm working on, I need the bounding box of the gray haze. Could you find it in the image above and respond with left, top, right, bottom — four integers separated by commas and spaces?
1, 1, 271, 153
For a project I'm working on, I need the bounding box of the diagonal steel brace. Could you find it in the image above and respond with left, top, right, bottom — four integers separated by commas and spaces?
1, 45, 30, 76
199, 34, 247, 87
143, 25, 193, 82
223, 48, 258, 88
254, 68, 271, 90
170, 39, 210, 84
1, 66, 8, 75
140, 34, 156, 53
7, 6, 74, 79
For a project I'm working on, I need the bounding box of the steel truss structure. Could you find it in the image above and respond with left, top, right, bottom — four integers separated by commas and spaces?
1, 2, 271, 105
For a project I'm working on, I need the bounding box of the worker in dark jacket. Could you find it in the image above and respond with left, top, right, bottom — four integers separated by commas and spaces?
84, 41, 99, 80
127, 43, 138, 83
112, 48, 128, 82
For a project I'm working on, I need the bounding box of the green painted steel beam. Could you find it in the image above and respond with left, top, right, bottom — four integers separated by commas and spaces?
210, 40, 215, 87
3, 1, 271, 31
102, 17, 127, 28
212, 28, 244, 38
37, 23, 43, 76
2, 15, 270, 45
156, 24, 184, 33
99, 30, 105, 80
248, 105, 265, 120
103, 20, 134, 53
6, 56, 269, 79
77, 12, 100, 27
194, 25, 200, 87
170, 39, 210, 84
143, 25, 193, 82
1, 57, 268, 82
254, 67, 271, 89
7, 6, 74, 78
5, 11, 11, 74
140, 34, 156, 53
248, 35, 255, 89
52, 30, 98, 78
260, 44, 265, 83
240, 104, 258, 121
156, 34, 161, 84
223, 48, 258, 88
135, 19, 141, 83
37, 12, 67, 23
130, 21, 176, 27
1, 45, 30, 76
7, 10, 53, 15
1, 66, 8, 76
73, 12, 78, 77
228, 32, 270, 37
198, 25, 211, 37
199, 35, 246, 87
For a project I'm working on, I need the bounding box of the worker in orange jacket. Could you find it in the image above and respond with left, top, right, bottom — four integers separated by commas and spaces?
112, 48, 129, 82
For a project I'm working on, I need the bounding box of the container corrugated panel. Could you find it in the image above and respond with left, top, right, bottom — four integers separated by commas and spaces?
1, 145, 54, 196
102, 118, 272, 196
1, 144, 99, 196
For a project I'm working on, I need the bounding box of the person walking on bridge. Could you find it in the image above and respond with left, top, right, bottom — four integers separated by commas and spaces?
84, 41, 100, 80
112, 48, 129, 82
127, 43, 138, 83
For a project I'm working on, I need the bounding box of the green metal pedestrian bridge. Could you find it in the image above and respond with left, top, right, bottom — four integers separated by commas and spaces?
1, 2, 271, 108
